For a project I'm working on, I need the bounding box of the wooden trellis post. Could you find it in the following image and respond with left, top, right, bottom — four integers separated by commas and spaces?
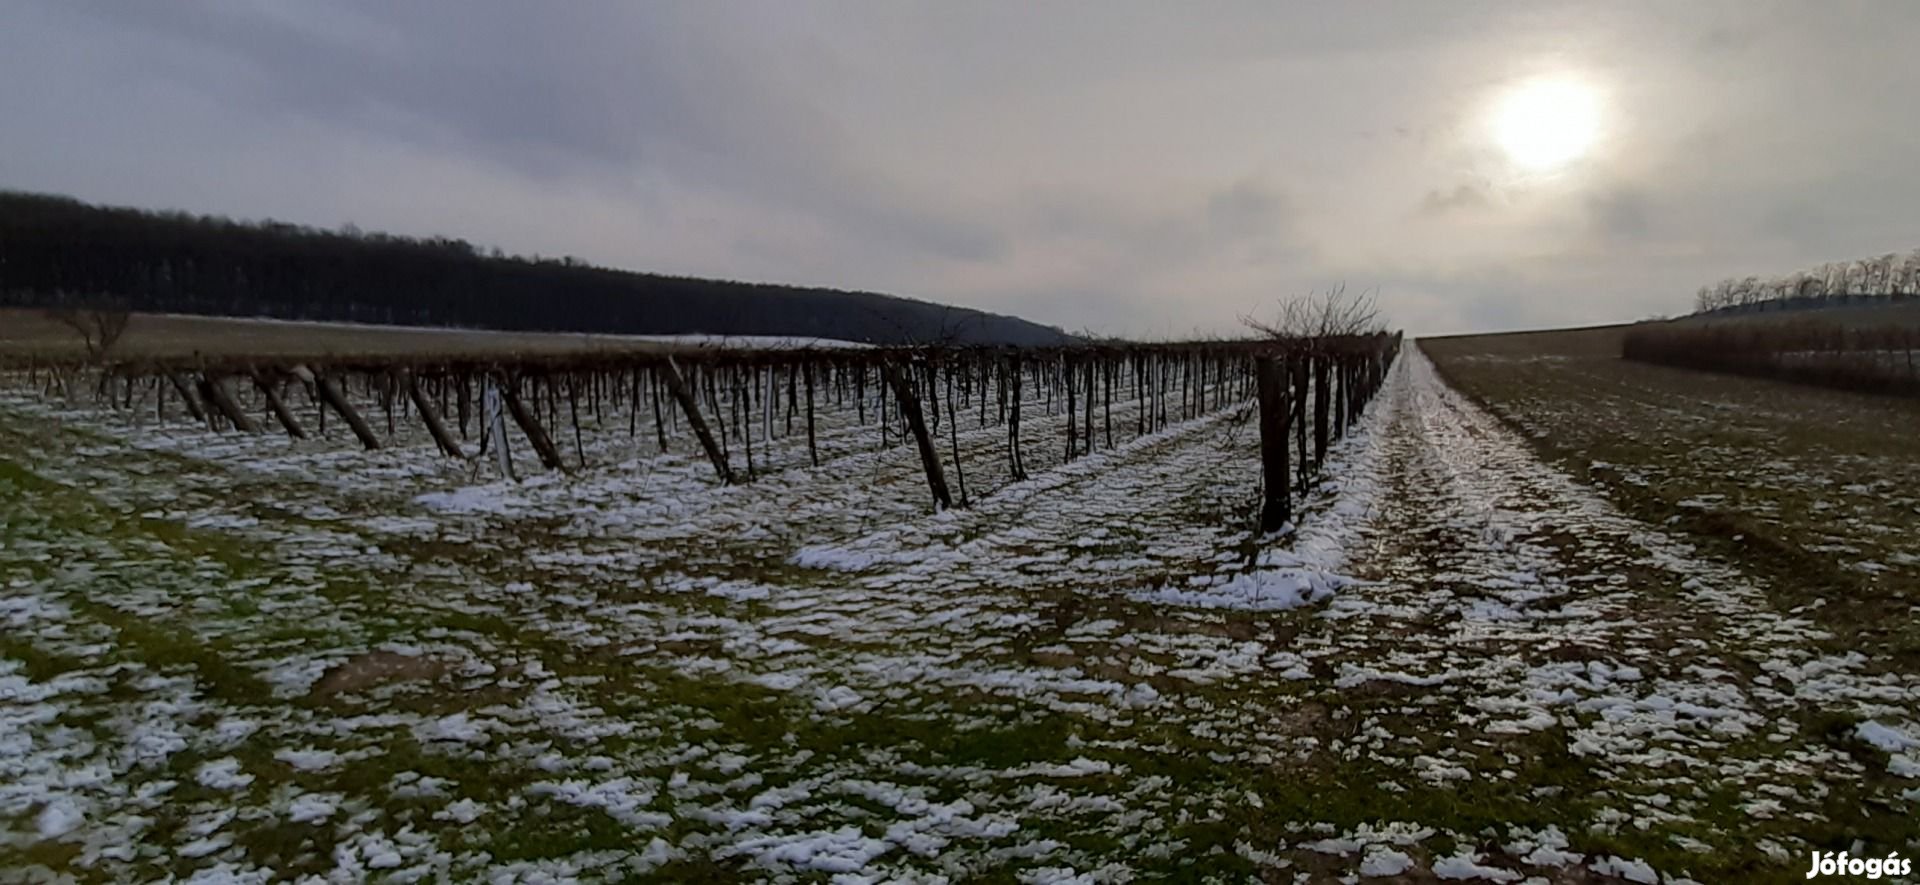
198, 373, 260, 433
250, 370, 306, 439
165, 371, 207, 424
307, 367, 382, 451
400, 369, 465, 458
496, 372, 568, 472
1255, 355, 1291, 533
662, 358, 733, 484
881, 360, 953, 511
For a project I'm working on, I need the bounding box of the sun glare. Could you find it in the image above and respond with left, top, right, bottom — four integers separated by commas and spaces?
1492, 76, 1600, 171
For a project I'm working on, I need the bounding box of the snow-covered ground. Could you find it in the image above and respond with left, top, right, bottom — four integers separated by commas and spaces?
1, 346, 1915, 881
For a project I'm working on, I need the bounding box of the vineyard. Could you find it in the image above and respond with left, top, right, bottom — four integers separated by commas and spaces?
1622, 316, 1920, 396
16, 3, 1920, 877
8, 333, 1397, 525
2, 330, 1418, 878
8, 324, 1920, 881
1660, 244, 1920, 395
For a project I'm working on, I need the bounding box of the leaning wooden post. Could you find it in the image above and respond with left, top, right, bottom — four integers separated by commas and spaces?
661, 358, 733, 484
882, 359, 953, 511
400, 369, 465, 458
496, 371, 568, 472
1255, 355, 1291, 533
306, 366, 383, 451
250, 370, 307, 439
166, 370, 209, 423
199, 373, 262, 433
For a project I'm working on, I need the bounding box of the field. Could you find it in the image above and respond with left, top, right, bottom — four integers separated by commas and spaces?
0, 309, 851, 361
1423, 325, 1920, 659
3, 325, 1919, 882
1677, 300, 1920, 331
1626, 302, 1920, 397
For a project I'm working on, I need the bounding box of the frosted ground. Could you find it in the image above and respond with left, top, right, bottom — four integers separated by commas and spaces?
3, 347, 1917, 882
1424, 327, 1920, 663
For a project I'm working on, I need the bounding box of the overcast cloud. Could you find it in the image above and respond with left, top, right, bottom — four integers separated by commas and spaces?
5, 1, 1919, 335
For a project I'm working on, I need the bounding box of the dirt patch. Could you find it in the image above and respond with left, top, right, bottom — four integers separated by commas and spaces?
310, 650, 456, 698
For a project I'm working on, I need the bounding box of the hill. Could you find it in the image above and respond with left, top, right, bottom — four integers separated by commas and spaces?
0, 191, 1072, 347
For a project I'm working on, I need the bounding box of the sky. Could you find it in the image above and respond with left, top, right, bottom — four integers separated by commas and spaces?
5, 2, 1920, 337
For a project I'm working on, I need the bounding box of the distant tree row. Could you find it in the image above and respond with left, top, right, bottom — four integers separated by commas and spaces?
1624, 320, 1918, 398
0, 191, 1072, 347
1693, 250, 1920, 314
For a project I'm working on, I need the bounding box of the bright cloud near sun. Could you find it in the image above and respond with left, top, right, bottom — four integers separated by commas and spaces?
1491, 75, 1603, 172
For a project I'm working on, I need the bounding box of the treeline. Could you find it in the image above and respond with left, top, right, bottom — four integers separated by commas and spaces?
0, 191, 1072, 347
1693, 249, 1920, 315
1622, 320, 1919, 397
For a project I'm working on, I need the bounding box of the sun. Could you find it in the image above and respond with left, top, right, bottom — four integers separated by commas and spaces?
1492, 76, 1600, 171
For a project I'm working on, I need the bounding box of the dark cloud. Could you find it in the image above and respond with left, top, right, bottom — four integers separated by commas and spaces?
57, 3, 1003, 265
6, 2, 1920, 335
1421, 182, 1494, 215
1206, 180, 1289, 238
1587, 187, 1651, 239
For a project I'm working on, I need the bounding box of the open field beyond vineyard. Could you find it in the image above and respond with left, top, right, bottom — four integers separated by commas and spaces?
0, 309, 850, 361
1423, 327, 1920, 660
3, 327, 1918, 883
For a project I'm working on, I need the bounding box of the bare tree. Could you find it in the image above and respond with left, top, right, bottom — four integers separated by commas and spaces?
44, 303, 132, 361
1240, 284, 1383, 340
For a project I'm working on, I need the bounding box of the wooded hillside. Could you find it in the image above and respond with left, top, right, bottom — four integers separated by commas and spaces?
0, 191, 1072, 347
